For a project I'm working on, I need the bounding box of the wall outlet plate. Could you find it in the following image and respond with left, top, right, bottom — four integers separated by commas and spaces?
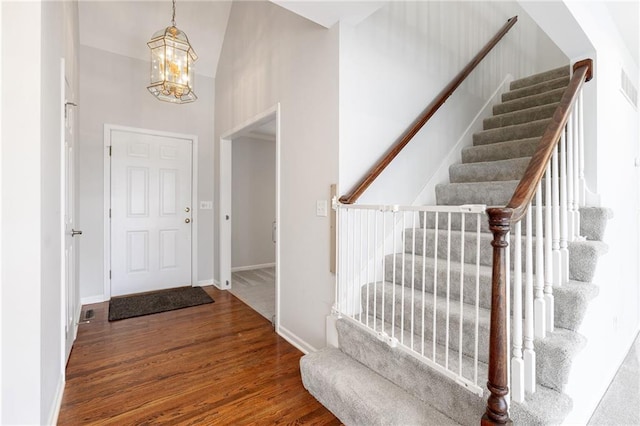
200, 201, 213, 210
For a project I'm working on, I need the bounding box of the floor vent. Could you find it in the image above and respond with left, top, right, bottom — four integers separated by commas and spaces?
79, 309, 95, 324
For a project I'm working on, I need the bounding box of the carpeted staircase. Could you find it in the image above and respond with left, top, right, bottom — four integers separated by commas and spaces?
301, 65, 611, 425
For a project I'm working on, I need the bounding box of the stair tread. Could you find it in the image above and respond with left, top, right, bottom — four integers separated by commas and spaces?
473, 118, 551, 146
502, 76, 569, 102
510, 65, 570, 90
461, 137, 540, 163
335, 317, 574, 425
494, 87, 566, 115
301, 347, 461, 425
449, 156, 531, 183
484, 102, 559, 130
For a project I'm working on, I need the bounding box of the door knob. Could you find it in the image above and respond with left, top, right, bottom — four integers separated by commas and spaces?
185, 218, 191, 224
71, 229, 83, 236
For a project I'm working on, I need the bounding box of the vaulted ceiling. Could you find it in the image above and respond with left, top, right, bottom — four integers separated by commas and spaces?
78, 1, 638, 80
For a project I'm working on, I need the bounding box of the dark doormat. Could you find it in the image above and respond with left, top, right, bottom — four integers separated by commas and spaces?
108, 286, 214, 321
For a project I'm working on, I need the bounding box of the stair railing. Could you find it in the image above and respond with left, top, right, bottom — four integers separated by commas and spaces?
339, 16, 518, 205
482, 59, 593, 425
333, 201, 487, 396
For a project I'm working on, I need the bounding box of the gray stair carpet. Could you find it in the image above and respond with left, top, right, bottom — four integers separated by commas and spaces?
301, 65, 612, 425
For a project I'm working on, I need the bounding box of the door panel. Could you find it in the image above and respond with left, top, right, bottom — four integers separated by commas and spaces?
111, 130, 192, 297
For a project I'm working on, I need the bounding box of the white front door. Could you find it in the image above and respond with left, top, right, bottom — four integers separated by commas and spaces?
110, 129, 193, 297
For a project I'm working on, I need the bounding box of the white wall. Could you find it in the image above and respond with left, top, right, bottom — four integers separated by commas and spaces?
231, 136, 276, 269
1, 1, 79, 423
78, 46, 216, 300
526, 2, 639, 424
215, 1, 339, 351
339, 0, 568, 206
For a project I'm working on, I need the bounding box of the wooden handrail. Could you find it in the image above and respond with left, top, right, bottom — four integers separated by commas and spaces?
505, 59, 593, 223
482, 58, 593, 426
339, 15, 518, 204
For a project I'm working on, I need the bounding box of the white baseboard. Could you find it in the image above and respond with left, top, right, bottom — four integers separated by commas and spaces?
197, 279, 214, 287
278, 325, 317, 354
73, 302, 82, 342
47, 373, 65, 426
231, 262, 276, 272
81, 295, 106, 305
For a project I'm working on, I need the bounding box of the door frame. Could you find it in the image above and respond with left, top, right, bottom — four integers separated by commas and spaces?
219, 104, 281, 329
103, 124, 199, 300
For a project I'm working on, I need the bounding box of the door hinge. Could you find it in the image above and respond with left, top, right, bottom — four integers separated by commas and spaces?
109, 208, 111, 218
108, 146, 112, 156
109, 270, 111, 279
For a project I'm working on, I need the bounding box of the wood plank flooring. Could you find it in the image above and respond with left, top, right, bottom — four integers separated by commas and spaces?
58, 286, 340, 425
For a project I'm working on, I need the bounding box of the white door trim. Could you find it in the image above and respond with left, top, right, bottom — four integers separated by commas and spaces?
219, 104, 281, 331
103, 124, 199, 300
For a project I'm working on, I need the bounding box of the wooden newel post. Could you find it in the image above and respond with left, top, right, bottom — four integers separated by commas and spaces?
482, 207, 513, 425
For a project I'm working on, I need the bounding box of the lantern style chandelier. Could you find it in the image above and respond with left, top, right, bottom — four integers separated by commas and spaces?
147, 0, 198, 103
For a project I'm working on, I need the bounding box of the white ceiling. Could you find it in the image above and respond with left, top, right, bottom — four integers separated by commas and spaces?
78, 1, 638, 80
78, 1, 232, 78
604, 1, 639, 66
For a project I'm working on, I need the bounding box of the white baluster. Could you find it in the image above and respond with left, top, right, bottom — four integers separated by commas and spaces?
552, 146, 562, 287
511, 220, 524, 402
365, 210, 370, 327
445, 212, 451, 369
433, 212, 439, 360
505, 226, 511, 406
401, 213, 406, 344
560, 131, 570, 284
459, 213, 466, 377
569, 107, 580, 241
572, 109, 581, 240
391, 209, 396, 339
535, 184, 546, 339
411, 211, 417, 349
474, 213, 481, 387
373, 210, 378, 331
358, 209, 364, 323
524, 205, 536, 394
421, 211, 427, 357
566, 113, 575, 241
578, 91, 586, 206
335, 207, 341, 314
544, 163, 555, 332
380, 211, 387, 333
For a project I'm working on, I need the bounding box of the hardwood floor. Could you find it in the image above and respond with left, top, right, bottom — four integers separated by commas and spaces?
58, 286, 340, 425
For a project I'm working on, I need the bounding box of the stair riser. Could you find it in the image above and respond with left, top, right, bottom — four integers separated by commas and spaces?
494, 88, 565, 115
383, 255, 597, 331
336, 319, 487, 426
449, 157, 530, 183
436, 181, 518, 206
483, 103, 559, 130
336, 318, 573, 425
502, 76, 569, 102
461, 138, 539, 164
510, 66, 570, 90
473, 119, 550, 146
361, 283, 581, 391
401, 230, 603, 283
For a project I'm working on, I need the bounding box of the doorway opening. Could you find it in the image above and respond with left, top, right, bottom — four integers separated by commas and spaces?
219, 105, 280, 328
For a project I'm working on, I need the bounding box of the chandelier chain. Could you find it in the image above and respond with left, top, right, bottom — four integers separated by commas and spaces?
171, 0, 176, 27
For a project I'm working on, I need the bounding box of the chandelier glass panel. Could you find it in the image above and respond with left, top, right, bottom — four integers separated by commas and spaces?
147, 0, 198, 103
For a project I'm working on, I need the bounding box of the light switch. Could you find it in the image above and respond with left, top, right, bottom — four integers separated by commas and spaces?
316, 200, 328, 217
199, 201, 213, 210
